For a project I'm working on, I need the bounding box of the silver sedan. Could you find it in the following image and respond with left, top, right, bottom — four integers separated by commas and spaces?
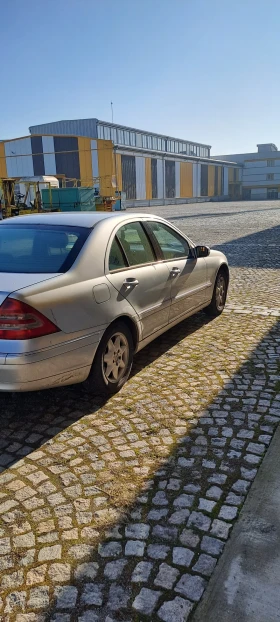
0, 212, 228, 394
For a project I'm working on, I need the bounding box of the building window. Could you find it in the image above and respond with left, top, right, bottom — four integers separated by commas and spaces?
142, 135, 147, 149
124, 131, 130, 145
267, 173, 274, 180
130, 132, 136, 146
167, 140, 171, 152
147, 135, 152, 149
267, 160, 275, 167
268, 188, 278, 199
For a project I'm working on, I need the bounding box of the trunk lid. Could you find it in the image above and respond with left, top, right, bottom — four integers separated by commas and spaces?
0, 273, 61, 306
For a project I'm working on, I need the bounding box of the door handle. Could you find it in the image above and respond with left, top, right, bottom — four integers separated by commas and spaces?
123, 278, 139, 288
170, 267, 181, 277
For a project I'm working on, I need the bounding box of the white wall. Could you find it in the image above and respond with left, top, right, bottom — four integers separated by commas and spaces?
193, 162, 201, 196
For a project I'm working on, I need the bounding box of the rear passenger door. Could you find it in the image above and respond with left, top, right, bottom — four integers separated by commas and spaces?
106, 221, 171, 339
146, 221, 207, 322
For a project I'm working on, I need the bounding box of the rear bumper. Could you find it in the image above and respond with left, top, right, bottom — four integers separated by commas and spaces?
0, 334, 100, 392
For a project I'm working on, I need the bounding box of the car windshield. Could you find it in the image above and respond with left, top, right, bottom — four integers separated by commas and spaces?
0, 224, 90, 273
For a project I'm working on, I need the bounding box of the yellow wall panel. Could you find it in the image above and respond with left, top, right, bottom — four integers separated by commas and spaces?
78, 137, 93, 187
0, 143, 7, 178
180, 162, 193, 197
97, 139, 114, 195
217, 166, 222, 195
208, 165, 215, 196
228, 167, 234, 183
145, 158, 152, 200
115, 153, 122, 191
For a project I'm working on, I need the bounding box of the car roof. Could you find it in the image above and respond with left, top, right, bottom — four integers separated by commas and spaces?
0, 212, 161, 228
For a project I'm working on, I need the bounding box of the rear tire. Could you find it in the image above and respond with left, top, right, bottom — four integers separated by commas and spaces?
84, 321, 134, 396
205, 269, 228, 317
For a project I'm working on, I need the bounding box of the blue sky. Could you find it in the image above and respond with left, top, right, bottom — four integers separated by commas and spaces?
1, 0, 279, 154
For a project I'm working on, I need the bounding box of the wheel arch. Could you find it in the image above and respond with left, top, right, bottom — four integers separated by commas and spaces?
108, 314, 140, 352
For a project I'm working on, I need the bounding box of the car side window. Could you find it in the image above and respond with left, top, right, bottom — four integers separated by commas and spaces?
148, 221, 190, 260
116, 222, 155, 266
109, 237, 128, 271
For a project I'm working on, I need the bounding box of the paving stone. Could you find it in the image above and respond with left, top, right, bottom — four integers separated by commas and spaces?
125, 540, 145, 556
175, 573, 207, 601
108, 584, 130, 610
168, 509, 190, 524
187, 512, 211, 531
55, 586, 78, 609
147, 509, 168, 521
158, 596, 193, 621
48, 564, 71, 583
38, 545, 61, 562
206, 486, 223, 500
232, 479, 250, 494
192, 553, 217, 576
74, 562, 99, 581
98, 542, 122, 558
179, 529, 200, 548
27, 586, 49, 609
147, 544, 170, 559
132, 587, 162, 615
154, 563, 180, 589
173, 547, 194, 567
132, 561, 153, 583
201, 535, 224, 556
81, 583, 103, 606
173, 494, 194, 508
219, 505, 238, 520
125, 523, 150, 539
198, 498, 216, 513
104, 559, 127, 580
152, 525, 178, 542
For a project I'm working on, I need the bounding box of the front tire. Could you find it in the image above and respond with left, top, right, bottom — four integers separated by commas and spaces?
205, 270, 228, 317
84, 321, 134, 395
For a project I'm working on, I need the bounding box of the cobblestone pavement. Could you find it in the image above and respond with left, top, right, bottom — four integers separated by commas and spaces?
0, 201, 280, 621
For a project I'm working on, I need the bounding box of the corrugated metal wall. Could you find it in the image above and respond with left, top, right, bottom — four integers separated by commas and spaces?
157, 159, 164, 199
151, 159, 157, 199
135, 156, 146, 200
175, 161, 180, 197
201, 164, 208, 196
54, 136, 80, 185
208, 165, 215, 196
0, 143, 7, 177
223, 167, 229, 195
121, 155, 136, 199
165, 160, 175, 198
145, 158, 152, 200
78, 137, 93, 186
29, 119, 98, 138
180, 162, 193, 197
31, 136, 45, 176
5, 138, 34, 177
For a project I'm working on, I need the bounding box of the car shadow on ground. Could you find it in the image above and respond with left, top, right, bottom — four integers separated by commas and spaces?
26, 315, 280, 621
0, 311, 213, 474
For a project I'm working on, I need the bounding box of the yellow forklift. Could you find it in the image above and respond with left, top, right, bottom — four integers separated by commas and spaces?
0, 178, 42, 218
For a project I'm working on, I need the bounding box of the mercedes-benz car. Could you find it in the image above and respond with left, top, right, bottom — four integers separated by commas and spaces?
0, 212, 228, 394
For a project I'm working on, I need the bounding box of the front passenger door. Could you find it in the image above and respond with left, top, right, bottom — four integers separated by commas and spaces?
146, 221, 207, 322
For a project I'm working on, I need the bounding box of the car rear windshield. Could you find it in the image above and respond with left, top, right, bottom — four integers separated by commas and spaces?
0, 224, 90, 273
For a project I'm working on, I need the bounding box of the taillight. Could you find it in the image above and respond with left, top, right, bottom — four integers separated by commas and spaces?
0, 298, 60, 340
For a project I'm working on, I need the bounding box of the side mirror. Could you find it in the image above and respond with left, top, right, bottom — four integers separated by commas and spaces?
195, 245, 210, 258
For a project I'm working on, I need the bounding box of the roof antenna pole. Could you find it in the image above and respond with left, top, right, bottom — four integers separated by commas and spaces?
111, 102, 114, 124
